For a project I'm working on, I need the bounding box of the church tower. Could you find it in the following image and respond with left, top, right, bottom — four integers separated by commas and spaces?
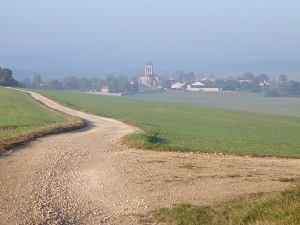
145, 60, 153, 76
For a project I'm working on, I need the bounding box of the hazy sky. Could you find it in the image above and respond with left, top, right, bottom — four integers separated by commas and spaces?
1, 0, 300, 76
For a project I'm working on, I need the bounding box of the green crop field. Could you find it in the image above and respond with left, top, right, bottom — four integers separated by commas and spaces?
35, 90, 300, 157
125, 91, 300, 117
0, 87, 83, 151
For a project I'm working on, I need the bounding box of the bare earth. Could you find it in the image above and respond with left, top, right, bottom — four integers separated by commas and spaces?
1, 92, 300, 224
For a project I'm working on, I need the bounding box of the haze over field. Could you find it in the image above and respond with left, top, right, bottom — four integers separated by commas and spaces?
1, 1, 299, 79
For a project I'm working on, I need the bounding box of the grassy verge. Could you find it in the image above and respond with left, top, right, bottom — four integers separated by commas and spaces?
141, 184, 300, 225
0, 87, 85, 153
33, 90, 300, 158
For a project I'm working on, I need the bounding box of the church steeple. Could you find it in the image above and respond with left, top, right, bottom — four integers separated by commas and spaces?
139, 60, 158, 87
145, 60, 153, 76
146, 60, 153, 66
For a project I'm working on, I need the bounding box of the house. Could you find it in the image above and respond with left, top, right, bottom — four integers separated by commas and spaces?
101, 86, 110, 93
187, 81, 220, 92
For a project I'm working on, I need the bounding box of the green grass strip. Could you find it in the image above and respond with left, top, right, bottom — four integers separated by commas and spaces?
0, 87, 85, 151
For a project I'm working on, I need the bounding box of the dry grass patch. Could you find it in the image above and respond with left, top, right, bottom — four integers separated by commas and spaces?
141, 186, 300, 225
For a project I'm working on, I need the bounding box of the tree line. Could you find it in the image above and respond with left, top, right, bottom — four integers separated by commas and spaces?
218, 72, 300, 96
264, 79, 300, 97
21, 74, 139, 94
1, 66, 300, 97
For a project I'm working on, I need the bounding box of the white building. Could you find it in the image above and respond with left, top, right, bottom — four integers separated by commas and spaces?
171, 83, 184, 90
187, 81, 220, 92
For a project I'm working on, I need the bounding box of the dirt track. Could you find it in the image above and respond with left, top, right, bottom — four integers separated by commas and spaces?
1, 91, 300, 224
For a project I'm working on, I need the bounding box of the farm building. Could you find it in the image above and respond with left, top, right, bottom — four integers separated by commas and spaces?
171, 83, 184, 90
187, 81, 220, 92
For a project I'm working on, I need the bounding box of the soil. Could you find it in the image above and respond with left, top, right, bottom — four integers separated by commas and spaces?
1, 91, 300, 224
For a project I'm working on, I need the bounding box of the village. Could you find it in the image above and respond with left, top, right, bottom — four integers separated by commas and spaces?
9, 60, 297, 97
93, 60, 288, 97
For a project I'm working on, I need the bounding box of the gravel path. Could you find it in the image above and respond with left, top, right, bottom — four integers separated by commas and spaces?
1, 91, 300, 224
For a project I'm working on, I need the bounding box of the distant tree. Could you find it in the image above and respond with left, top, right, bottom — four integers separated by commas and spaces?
106, 74, 114, 83
130, 81, 139, 93
21, 78, 32, 88
270, 79, 277, 91
240, 81, 253, 91
32, 74, 43, 88
47, 79, 62, 90
157, 77, 171, 88
185, 72, 196, 82
283, 80, 300, 95
0, 68, 20, 86
242, 72, 255, 81
90, 78, 104, 91
0, 68, 12, 84
235, 73, 260, 92
278, 74, 288, 82
171, 70, 185, 83
108, 78, 119, 92
264, 79, 300, 97
118, 77, 130, 93
222, 79, 240, 91
170, 70, 196, 83
77, 77, 91, 91
256, 74, 269, 82
62, 76, 78, 90
214, 79, 225, 87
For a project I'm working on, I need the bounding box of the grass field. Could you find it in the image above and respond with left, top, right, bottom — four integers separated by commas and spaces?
125, 91, 300, 117
34, 90, 300, 157
0, 87, 84, 151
